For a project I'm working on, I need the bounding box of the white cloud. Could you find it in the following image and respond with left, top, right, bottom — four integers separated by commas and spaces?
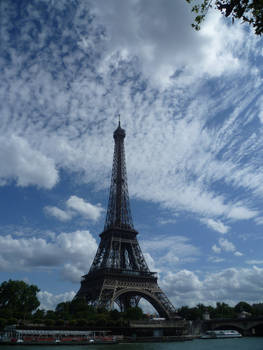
143, 252, 160, 273
45, 196, 104, 222
161, 266, 263, 307
142, 235, 200, 270
0, 230, 97, 282
62, 264, 86, 284
94, 1, 246, 86
38, 290, 76, 310
165, 270, 202, 293
246, 260, 263, 265
234, 251, 243, 257
228, 206, 258, 220
201, 218, 229, 234
218, 238, 236, 253
66, 195, 104, 221
1, 0, 263, 313
158, 218, 177, 225
255, 216, 263, 225
0, 135, 58, 189
208, 256, 225, 263
212, 238, 243, 257
212, 244, 221, 254
0, 0, 261, 227
44, 206, 72, 221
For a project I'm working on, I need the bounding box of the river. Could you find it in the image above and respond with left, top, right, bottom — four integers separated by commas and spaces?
1, 338, 262, 350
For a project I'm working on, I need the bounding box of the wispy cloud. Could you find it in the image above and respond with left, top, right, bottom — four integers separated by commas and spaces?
1, 0, 262, 227
201, 218, 229, 234
246, 260, 263, 265
212, 238, 243, 257
142, 235, 200, 269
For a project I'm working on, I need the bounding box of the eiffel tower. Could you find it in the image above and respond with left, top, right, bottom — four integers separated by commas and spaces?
76, 121, 177, 319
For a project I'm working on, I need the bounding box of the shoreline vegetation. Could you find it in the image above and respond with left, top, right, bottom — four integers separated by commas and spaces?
0, 279, 263, 330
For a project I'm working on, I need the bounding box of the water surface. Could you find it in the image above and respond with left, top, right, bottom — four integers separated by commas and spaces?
1, 338, 263, 350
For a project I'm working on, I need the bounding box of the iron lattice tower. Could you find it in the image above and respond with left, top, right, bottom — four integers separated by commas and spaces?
76, 122, 177, 318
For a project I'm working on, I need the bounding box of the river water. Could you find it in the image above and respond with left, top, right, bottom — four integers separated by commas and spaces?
1, 338, 263, 350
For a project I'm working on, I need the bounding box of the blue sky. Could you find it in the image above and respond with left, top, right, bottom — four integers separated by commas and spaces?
1, 0, 263, 311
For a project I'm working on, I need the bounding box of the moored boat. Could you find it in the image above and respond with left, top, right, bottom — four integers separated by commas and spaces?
200, 330, 242, 339
0, 328, 119, 345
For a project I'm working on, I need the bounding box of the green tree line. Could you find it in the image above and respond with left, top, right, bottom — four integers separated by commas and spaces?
177, 301, 263, 320
0, 280, 145, 329
1, 279, 263, 329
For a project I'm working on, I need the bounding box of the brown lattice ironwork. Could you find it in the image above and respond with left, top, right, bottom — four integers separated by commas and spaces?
75, 122, 177, 319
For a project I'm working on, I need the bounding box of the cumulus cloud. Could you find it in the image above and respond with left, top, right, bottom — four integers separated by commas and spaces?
0, 135, 58, 189
0, 230, 97, 282
37, 265, 263, 310
45, 195, 104, 222
66, 195, 104, 221
161, 266, 263, 307
218, 238, 236, 253
38, 290, 76, 310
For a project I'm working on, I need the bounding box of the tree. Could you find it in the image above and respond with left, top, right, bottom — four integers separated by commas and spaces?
69, 298, 96, 319
0, 280, 40, 319
55, 302, 71, 320
213, 302, 235, 318
109, 309, 121, 321
32, 309, 45, 320
186, 0, 263, 35
251, 303, 263, 316
124, 306, 144, 320
234, 301, 252, 314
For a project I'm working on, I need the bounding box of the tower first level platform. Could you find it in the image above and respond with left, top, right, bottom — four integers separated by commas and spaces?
77, 266, 176, 319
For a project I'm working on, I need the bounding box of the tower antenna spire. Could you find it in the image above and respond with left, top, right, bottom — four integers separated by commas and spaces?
104, 120, 133, 230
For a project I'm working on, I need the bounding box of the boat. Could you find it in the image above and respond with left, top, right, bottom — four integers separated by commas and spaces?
0, 328, 119, 345
200, 330, 242, 339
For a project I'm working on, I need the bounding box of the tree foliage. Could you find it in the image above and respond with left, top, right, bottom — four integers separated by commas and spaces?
124, 306, 145, 320
186, 0, 263, 35
177, 301, 263, 320
234, 301, 252, 313
0, 280, 40, 319
2, 279, 263, 328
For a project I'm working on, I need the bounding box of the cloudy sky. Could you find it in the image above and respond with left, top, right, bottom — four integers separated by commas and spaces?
1, 0, 263, 311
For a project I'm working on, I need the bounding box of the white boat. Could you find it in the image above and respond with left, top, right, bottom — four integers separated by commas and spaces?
200, 330, 242, 339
